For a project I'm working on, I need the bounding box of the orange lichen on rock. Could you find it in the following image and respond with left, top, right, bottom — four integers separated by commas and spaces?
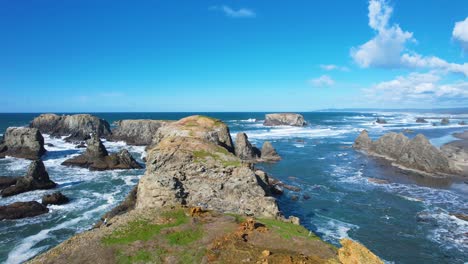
338, 238, 384, 264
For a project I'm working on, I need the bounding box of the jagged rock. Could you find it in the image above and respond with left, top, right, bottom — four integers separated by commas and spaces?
375, 118, 387, 124
354, 132, 458, 176
235, 133, 260, 161
0, 201, 49, 220
338, 238, 384, 264
136, 115, 279, 217
416, 118, 428, 123
30, 114, 111, 142
0, 176, 19, 190
1, 160, 56, 197
0, 127, 46, 160
263, 113, 306, 126
109, 119, 172, 145
62, 134, 142, 171
42, 192, 69, 206
441, 118, 450, 125
260, 141, 281, 162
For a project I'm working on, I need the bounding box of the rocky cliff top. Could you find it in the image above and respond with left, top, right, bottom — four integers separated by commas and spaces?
263, 113, 306, 126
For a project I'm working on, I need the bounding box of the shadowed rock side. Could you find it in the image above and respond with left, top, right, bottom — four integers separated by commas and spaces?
354, 130, 459, 177
234, 133, 281, 163
30, 113, 111, 142
109, 119, 172, 146
0, 201, 48, 220
137, 115, 279, 217
1, 160, 56, 197
62, 134, 142, 171
0, 127, 46, 160
263, 113, 306, 126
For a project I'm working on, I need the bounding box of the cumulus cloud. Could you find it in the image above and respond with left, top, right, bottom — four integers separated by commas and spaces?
309, 75, 335, 87
320, 64, 349, 71
352, 0, 468, 76
210, 5, 256, 18
453, 17, 468, 52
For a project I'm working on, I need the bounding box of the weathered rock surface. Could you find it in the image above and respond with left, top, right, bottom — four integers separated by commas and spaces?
109, 119, 172, 146
0, 176, 19, 190
62, 134, 142, 171
136, 115, 279, 217
0, 201, 49, 220
42, 192, 69, 206
263, 113, 306, 126
441, 118, 450, 125
30, 114, 111, 142
0, 127, 46, 160
234, 132, 260, 160
375, 118, 387, 124
1, 160, 56, 197
354, 131, 458, 176
260, 141, 281, 162
416, 118, 428, 123
338, 238, 384, 264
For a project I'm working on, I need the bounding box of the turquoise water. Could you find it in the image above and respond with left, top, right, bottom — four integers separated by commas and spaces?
0, 112, 467, 263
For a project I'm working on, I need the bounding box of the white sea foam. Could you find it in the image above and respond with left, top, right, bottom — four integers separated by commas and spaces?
243, 127, 354, 140
314, 214, 359, 241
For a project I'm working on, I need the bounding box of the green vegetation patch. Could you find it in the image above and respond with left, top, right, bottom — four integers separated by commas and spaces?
116, 249, 160, 264
226, 213, 246, 223
192, 149, 241, 167
259, 218, 319, 240
165, 227, 204, 246
102, 209, 188, 245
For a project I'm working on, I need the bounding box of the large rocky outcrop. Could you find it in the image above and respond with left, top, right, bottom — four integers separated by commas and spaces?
234, 132, 260, 161
354, 131, 458, 176
136, 115, 279, 217
1, 160, 56, 197
62, 134, 142, 171
263, 113, 306, 126
109, 119, 172, 146
0, 201, 49, 220
30, 114, 111, 142
0, 127, 46, 160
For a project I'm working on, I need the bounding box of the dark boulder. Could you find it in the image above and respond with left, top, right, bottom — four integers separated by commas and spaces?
0, 201, 48, 220
0, 127, 46, 160
416, 118, 428, 123
42, 192, 69, 206
376, 118, 387, 124
1, 160, 56, 197
441, 118, 450, 125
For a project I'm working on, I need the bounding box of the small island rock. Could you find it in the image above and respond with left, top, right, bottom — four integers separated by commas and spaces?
263, 113, 306, 126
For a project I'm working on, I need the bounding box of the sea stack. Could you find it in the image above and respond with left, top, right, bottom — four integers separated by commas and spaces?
234, 132, 260, 161
263, 113, 306, 126
0, 127, 46, 160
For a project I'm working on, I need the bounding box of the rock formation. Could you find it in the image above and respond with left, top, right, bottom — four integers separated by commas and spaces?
42, 192, 69, 206
109, 119, 172, 145
354, 131, 458, 176
30, 114, 111, 142
441, 118, 450, 125
1, 160, 56, 197
375, 118, 387, 124
62, 134, 142, 171
459, 121, 466, 125
263, 113, 306, 126
0, 201, 49, 220
234, 132, 260, 160
136, 115, 279, 217
0, 127, 46, 160
338, 238, 384, 264
416, 117, 428, 123
260, 141, 281, 162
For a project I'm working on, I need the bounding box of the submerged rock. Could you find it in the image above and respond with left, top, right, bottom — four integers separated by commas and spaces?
260, 141, 281, 162
30, 113, 111, 142
62, 134, 142, 171
263, 113, 306, 126
0, 201, 49, 220
416, 118, 428, 123
42, 192, 70, 206
109, 119, 172, 146
1, 160, 56, 197
0, 127, 46, 160
234, 132, 260, 161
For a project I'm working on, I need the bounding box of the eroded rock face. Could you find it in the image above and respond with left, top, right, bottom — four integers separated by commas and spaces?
42, 192, 69, 206
1, 160, 56, 197
235, 133, 260, 161
263, 113, 306, 127
110, 120, 171, 146
30, 114, 111, 142
62, 134, 142, 171
260, 141, 281, 162
136, 115, 279, 217
0, 127, 46, 160
353, 131, 457, 176
0, 201, 49, 220
338, 239, 384, 264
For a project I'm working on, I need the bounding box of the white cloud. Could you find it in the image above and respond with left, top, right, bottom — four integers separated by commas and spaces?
453, 17, 468, 52
309, 75, 335, 87
320, 64, 349, 71
352, 0, 468, 76
211, 5, 256, 18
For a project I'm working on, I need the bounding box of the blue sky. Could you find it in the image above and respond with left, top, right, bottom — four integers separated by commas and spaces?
1, 0, 467, 112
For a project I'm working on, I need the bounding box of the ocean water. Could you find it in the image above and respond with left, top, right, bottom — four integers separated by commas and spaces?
0, 112, 467, 264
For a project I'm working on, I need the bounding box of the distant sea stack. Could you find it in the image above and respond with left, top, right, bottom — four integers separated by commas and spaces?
30, 114, 111, 142
263, 113, 306, 126
0, 127, 46, 160
353, 131, 459, 177
416, 118, 428, 123
109, 119, 172, 146
234, 132, 281, 162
